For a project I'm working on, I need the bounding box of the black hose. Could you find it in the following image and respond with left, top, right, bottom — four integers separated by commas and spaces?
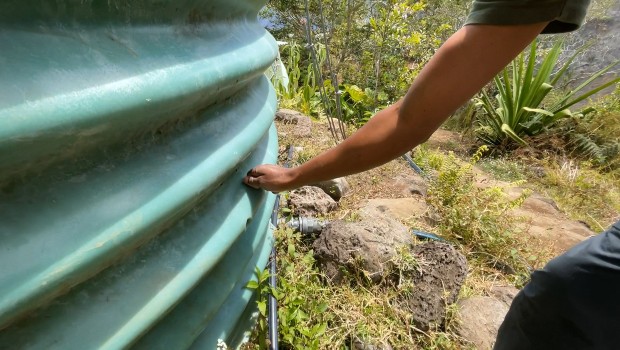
268, 195, 279, 350
266, 145, 294, 350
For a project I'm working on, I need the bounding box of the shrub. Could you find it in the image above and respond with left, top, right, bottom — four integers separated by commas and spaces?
475, 39, 619, 148
418, 146, 535, 284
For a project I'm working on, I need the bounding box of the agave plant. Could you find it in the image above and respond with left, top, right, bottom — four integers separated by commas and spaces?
475, 39, 620, 147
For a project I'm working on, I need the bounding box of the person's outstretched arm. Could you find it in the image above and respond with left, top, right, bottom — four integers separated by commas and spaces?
244, 22, 548, 192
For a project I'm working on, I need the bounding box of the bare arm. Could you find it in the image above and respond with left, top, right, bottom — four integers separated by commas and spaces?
244, 22, 548, 192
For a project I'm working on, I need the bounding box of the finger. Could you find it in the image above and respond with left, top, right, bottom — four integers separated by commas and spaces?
246, 167, 263, 177
243, 175, 261, 189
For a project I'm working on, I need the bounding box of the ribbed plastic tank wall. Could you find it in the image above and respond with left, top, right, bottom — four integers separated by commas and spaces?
0, 1, 278, 349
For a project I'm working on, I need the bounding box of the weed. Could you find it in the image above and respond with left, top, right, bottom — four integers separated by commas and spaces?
389, 246, 423, 294
245, 267, 276, 350
419, 146, 534, 285
534, 158, 620, 230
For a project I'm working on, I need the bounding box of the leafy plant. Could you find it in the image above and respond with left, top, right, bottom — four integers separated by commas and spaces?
337, 84, 388, 126
274, 228, 329, 349
560, 84, 620, 168
246, 267, 277, 350
475, 39, 620, 147
271, 41, 325, 116
420, 146, 536, 284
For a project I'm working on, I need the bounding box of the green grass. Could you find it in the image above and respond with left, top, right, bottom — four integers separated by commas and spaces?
533, 159, 620, 231
245, 227, 469, 350
477, 158, 528, 182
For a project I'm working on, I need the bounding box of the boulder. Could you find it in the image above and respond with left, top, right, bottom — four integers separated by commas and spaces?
288, 186, 337, 217
312, 212, 411, 284
293, 116, 312, 138
391, 172, 428, 197
505, 187, 595, 253
275, 109, 312, 137
275, 109, 304, 124
489, 285, 519, 307
312, 177, 350, 201
457, 296, 510, 350
395, 242, 468, 330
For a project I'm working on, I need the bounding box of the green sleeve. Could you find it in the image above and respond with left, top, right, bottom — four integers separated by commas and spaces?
465, 0, 591, 34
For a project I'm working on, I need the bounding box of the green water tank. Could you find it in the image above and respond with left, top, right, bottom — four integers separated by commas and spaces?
0, 1, 278, 348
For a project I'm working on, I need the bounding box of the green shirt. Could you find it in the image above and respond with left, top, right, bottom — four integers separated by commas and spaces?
465, 0, 591, 33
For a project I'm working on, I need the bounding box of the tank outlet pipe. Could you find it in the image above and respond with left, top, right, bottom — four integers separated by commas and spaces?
282, 216, 326, 236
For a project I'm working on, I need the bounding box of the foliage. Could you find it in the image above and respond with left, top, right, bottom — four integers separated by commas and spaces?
264, 0, 470, 125
556, 84, 620, 168
533, 158, 620, 231
337, 84, 388, 126
271, 41, 325, 116
475, 39, 620, 148
274, 229, 329, 349
245, 267, 277, 350
364, 0, 426, 98
416, 146, 535, 285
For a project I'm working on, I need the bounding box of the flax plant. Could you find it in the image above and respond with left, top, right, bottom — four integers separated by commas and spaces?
476, 40, 619, 147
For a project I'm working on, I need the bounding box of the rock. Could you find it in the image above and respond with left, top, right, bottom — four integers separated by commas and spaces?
395, 242, 468, 330
504, 187, 595, 253
312, 177, 350, 201
489, 285, 519, 307
312, 212, 412, 284
361, 198, 428, 224
288, 186, 337, 217
391, 172, 428, 197
275, 109, 312, 137
560, 1, 620, 100
275, 109, 303, 124
458, 296, 510, 350
352, 338, 393, 350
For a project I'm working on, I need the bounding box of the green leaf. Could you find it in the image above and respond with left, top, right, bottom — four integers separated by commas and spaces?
259, 269, 271, 283
377, 91, 389, 102
501, 124, 528, 146
246, 280, 259, 290
257, 301, 267, 316
270, 286, 281, 300
344, 84, 366, 103
288, 243, 296, 256
552, 109, 573, 119
522, 107, 553, 116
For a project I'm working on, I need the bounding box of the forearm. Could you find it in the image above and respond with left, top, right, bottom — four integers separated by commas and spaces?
290, 101, 415, 186
243, 22, 548, 192
289, 22, 548, 187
